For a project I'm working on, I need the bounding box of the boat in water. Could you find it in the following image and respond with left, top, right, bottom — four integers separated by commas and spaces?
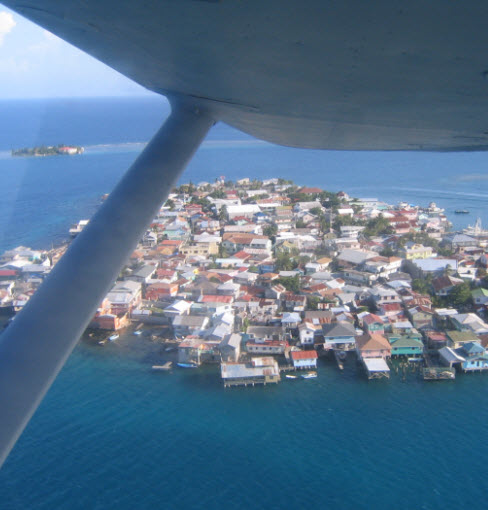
454, 209, 469, 214
133, 330, 142, 336
464, 218, 488, 236
286, 374, 298, 379
426, 202, 445, 213
301, 371, 317, 379
69, 219, 89, 237
108, 334, 119, 342
177, 362, 198, 368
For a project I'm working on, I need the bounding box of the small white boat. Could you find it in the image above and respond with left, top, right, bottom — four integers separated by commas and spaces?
108, 334, 119, 342
301, 371, 317, 379
133, 330, 142, 336
152, 362, 172, 371
98, 339, 106, 345
286, 374, 298, 379
69, 219, 89, 237
177, 362, 198, 368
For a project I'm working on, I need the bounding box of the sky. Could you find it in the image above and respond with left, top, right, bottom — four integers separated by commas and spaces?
0, 5, 155, 98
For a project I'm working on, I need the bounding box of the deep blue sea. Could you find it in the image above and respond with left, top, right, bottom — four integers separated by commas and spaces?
1, 97, 488, 509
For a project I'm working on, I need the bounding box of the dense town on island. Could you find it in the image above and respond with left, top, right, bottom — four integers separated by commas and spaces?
3, 177, 488, 385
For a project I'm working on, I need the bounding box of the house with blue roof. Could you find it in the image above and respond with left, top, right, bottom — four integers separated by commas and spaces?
458, 342, 488, 372
440, 342, 488, 372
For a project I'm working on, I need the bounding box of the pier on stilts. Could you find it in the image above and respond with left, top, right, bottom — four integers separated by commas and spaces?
422, 351, 455, 381
360, 357, 390, 380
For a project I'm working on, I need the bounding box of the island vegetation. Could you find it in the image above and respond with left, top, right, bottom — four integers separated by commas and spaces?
11, 144, 84, 157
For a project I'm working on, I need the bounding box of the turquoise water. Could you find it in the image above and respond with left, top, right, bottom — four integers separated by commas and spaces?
1, 97, 488, 508
2, 337, 487, 510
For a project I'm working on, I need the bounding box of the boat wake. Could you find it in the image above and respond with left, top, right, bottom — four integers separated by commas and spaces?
83, 139, 270, 154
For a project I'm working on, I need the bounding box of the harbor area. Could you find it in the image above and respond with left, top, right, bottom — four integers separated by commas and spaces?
221, 357, 280, 387
81, 322, 463, 387
5, 176, 488, 392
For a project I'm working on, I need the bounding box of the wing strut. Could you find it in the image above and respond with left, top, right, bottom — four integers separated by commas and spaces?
0, 100, 214, 467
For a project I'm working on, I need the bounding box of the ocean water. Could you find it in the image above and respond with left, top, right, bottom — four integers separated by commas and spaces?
3, 336, 488, 510
1, 97, 488, 254
1, 97, 488, 509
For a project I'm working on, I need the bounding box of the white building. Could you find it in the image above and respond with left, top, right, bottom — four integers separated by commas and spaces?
226, 204, 261, 219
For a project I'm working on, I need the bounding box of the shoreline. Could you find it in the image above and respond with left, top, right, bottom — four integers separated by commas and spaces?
3, 176, 488, 387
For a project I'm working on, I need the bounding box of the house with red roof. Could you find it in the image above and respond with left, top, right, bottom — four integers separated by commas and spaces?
378, 302, 403, 318
145, 282, 179, 300
156, 269, 177, 282
290, 349, 318, 369
200, 294, 233, 304
0, 269, 18, 280
431, 275, 464, 297
299, 187, 323, 195
408, 305, 435, 329
362, 313, 385, 333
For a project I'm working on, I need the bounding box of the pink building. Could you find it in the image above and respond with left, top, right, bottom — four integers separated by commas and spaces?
355, 333, 391, 359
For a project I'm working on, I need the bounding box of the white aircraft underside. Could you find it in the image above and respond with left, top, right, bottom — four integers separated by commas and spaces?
4, 0, 488, 150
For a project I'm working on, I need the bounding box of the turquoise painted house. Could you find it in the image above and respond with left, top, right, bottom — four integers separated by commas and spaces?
387, 334, 424, 357
388, 331, 423, 343
459, 342, 488, 372
362, 313, 384, 333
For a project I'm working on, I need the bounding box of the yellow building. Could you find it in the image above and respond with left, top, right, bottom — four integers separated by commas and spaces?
400, 243, 433, 260
180, 242, 219, 257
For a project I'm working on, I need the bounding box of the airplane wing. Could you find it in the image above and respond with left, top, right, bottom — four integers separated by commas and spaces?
3, 0, 488, 151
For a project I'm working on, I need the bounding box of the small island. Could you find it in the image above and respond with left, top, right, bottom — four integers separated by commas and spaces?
11, 144, 84, 157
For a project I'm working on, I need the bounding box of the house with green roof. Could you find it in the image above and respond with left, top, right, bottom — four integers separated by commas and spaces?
472, 288, 488, 306
387, 331, 423, 343
446, 330, 480, 349
387, 334, 424, 358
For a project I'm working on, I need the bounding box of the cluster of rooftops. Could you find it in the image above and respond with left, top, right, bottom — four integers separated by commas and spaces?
3, 177, 488, 383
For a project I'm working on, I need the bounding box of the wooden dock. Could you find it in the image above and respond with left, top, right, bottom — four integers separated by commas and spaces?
423, 366, 455, 380
223, 378, 279, 388
279, 364, 296, 372
422, 351, 455, 380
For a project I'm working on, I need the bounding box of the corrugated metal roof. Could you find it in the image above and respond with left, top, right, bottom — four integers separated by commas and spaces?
291, 350, 318, 360
363, 358, 390, 372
